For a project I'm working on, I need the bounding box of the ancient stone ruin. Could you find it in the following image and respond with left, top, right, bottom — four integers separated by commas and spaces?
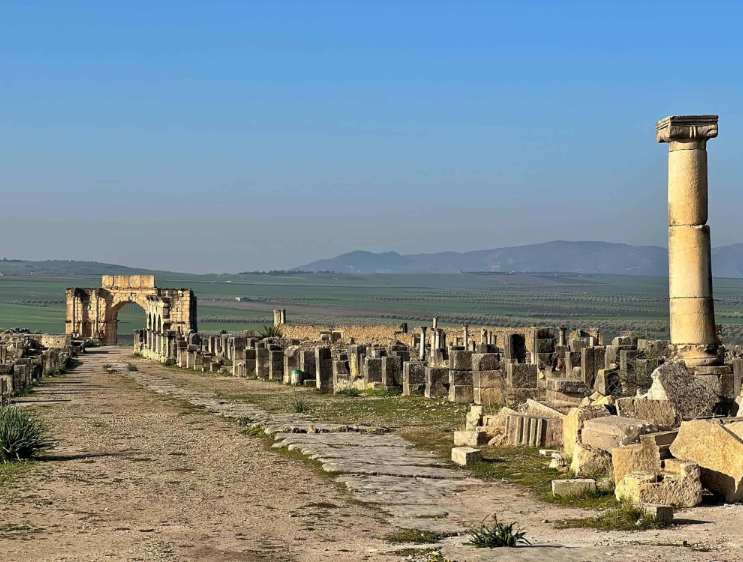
66, 275, 197, 354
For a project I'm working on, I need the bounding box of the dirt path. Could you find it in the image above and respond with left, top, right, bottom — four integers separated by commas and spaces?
0, 348, 398, 562
2, 347, 742, 561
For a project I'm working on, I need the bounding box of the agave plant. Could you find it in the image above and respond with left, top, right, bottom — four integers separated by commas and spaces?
258, 325, 283, 338
0, 406, 52, 462
467, 514, 530, 548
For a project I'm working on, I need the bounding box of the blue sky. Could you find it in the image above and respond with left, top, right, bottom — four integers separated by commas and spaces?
1, 1, 741, 272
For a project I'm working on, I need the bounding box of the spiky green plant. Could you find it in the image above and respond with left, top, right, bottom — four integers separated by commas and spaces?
258, 325, 283, 338
467, 514, 530, 548
0, 406, 52, 462
291, 396, 309, 413
126, 364, 138, 372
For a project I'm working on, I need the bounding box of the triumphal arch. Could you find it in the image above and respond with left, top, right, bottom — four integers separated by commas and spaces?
66, 275, 197, 360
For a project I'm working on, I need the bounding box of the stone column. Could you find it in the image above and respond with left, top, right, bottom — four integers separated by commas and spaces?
558, 326, 567, 347
656, 115, 720, 366
463, 324, 469, 348
280, 309, 287, 324
432, 317, 438, 329
419, 327, 427, 360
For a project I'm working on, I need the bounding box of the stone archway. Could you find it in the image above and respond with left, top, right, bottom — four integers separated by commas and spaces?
66, 275, 197, 361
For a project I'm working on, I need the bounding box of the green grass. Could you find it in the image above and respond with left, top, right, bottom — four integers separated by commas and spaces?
126, 364, 138, 372
555, 501, 664, 531
383, 528, 440, 544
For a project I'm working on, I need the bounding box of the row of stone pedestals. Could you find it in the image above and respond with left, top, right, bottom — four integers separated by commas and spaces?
0, 335, 77, 397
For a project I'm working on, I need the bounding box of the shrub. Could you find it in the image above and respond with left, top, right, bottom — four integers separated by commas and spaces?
126, 364, 138, 372
467, 514, 530, 548
102, 364, 111, 370
0, 406, 52, 462
336, 388, 361, 397
291, 396, 309, 413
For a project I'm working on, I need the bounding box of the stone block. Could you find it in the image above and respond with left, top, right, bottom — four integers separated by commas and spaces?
581, 416, 659, 453
364, 358, 383, 385
615, 463, 703, 508
570, 443, 612, 477
465, 405, 483, 430
315, 348, 333, 393
402, 361, 426, 396
612, 430, 677, 484
546, 377, 586, 394
506, 363, 537, 389
545, 389, 583, 406
696, 372, 735, 400
449, 370, 474, 386
425, 367, 449, 399
524, 399, 565, 419
563, 405, 613, 459
381, 356, 403, 388
594, 369, 620, 396
451, 446, 481, 467
620, 349, 638, 375
536, 353, 556, 370
269, 350, 284, 381
615, 398, 679, 430
551, 479, 596, 497
454, 430, 488, 447
646, 361, 718, 421
669, 419, 743, 502
636, 503, 674, 524
472, 369, 504, 389
449, 350, 473, 371
473, 387, 506, 406
505, 414, 563, 447
535, 327, 555, 339
471, 353, 500, 371
536, 339, 555, 353
449, 384, 474, 404
733, 358, 743, 399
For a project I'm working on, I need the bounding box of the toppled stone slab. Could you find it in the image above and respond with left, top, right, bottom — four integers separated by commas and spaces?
504, 413, 562, 447
646, 361, 718, 421
454, 430, 488, 447
551, 478, 595, 497
523, 399, 565, 419
562, 405, 613, 459
451, 446, 481, 467
581, 416, 659, 453
669, 419, 743, 502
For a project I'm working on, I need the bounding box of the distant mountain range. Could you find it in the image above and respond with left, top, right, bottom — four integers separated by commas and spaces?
0, 259, 170, 277
295, 241, 743, 278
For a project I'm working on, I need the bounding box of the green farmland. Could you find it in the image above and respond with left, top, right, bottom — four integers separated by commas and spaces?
3, 271, 743, 342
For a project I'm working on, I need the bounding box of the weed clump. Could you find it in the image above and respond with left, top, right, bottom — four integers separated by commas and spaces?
0, 406, 52, 462
467, 514, 530, 548
383, 528, 439, 544
126, 364, 138, 372
291, 396, 309, 413
258, 325, 283, 338
555, 500, 661, 531
335, 388, 361, 397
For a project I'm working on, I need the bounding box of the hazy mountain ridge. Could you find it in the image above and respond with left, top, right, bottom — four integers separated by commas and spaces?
0, 259, 169, 277
295, 241, 743, 278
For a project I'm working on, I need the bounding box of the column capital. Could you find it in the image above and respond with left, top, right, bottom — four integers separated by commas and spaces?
656, 115, 718, 148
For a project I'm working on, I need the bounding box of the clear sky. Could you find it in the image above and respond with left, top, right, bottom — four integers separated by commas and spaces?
1, 1, 741, 273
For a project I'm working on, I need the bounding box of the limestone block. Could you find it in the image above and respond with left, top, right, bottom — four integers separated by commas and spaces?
269, 350, 284, 381
504, 414, 562, 447
315, 348, 333, 394
637, 503, 674, 524
551, 479, 595, 497
545, 389, 583, 406
465, 405, 483, 430
546, 378, 586, 394
615, 464, 702, 508
449, 370, 474, 386
581, 416, 659, 453
473, 387, 506, 406
425, 367, 449, 399
646, 361, 718, 421
570, 443, 612, 478
449, 350, 473, 371
535, 353, 556, 370
381, 356, 403, 388
562, 405, 612, 459
454, 430, 488, 447
524, 399, 565, 419
594, 369, 620, 396
472, 370, 504, 389
364, 358, 383, 385
449, 384, 474, 404
451, 446, 481, 467
669, 419, 743, 502
471, 353, 500, 371
536, 338, 555, 353
402, 361, 426, 396
612, 431, 676, 484
615, 398, 679, 430
506, 363, 537, 389
696, 372, 735, 400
